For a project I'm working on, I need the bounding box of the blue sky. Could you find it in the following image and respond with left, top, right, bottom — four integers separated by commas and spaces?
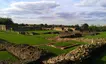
0, 0, 106, 25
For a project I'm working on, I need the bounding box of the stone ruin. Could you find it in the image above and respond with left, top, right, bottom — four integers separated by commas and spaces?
0, 38, 106, 64
73, 38, 106, 44
0, 39, 8, 51
4, 43, 47, 63
0, 42, 48, 64
43, 42, 106, 64
59, 31, 82, 38
48, 31, 83, 42
43, 31, 60, 34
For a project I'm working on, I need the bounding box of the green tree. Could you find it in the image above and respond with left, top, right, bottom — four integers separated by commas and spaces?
0, 17, 14, 25
81, 23, 89, 31
74, 24, 81, 31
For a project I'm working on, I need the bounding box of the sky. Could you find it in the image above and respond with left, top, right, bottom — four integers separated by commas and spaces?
0, 0, 106, 25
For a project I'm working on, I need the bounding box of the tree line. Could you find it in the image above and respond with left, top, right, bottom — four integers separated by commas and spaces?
72, 23, 106, 32
0, 17, 106, 32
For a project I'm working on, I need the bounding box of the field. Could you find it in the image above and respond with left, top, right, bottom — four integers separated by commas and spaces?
84, 32, 106, 39
0, 31, 52, 45
0, 31, 106, 63
0, 30, 84, 61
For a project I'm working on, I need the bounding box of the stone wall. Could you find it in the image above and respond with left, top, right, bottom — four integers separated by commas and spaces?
0, 44, 6, 51
43, 42, 106, 64
73, 38, 106, 43
5, 43, 47, 62
0, 25, 6, 31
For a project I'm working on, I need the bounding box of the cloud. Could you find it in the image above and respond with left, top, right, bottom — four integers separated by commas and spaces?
75, 0, 106, 7
57, 12, 75, 19
4, 1, 59, 15
0, 0, 106, 25
55, 11, 106, 22
38, 16, 57, 19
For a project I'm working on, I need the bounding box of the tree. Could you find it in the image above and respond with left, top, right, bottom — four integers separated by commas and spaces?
74, 24, 81, 31
81, 23, 89, 31
0, 17, 14, 25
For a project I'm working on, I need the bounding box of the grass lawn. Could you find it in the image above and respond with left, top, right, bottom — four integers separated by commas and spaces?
38, 45, 64, 55
38, 45, 77, 55
54, 40, 86, 47
84, 32, 106, 39
0, 31, 56, 45
54, 42, 73, 47
0, 31, 94, 61
0, 31, 59, 60
28, 30, 59, 34
38, 40, 86, 55
0, 51, 18, 61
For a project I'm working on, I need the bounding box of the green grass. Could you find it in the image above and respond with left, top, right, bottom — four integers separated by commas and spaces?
0, 51, 18, 61
0, 31, 54, 45
54, 42, 73, 47
0, 31, 87, 61
54, 40, 86, 47
84, 32, 106, 39
38, 45, 77, 55
38, 40, 86, 55
28, 30, 58, 34
38, 45, 64, 55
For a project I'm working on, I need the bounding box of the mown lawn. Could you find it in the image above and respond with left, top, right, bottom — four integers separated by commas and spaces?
84, 32, 106, 39
0, 31, 59, 61
38, 45, 64, 55
38, 45, 77, 55
0, 31, 88, 61
54, 40, 86, 47
28, 30, 58, 34
0, 31, 55, 45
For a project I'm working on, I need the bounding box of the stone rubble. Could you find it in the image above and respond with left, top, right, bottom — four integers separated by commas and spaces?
4, 43, 47, 62
43, 41, 106, 64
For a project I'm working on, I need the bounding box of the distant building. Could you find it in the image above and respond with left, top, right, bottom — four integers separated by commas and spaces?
53, 27, 63, 31
0, 25, 6, 31
64, 27, 69, 31
53, 27, 76, 31
53, 27, 69, 31
70, 28, 76, 31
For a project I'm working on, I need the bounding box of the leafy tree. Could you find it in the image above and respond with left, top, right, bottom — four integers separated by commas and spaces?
0, 17, 14, 25
74, 24, 81, 31
81, 23, 89, 31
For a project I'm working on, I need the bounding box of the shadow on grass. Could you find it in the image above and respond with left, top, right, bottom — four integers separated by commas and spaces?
81, 45, 106, 64
0, 38, 9, 43
27, 52, 57, 64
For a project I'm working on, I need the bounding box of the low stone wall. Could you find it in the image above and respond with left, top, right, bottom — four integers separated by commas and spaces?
5, 43, 47, 62
48, 36, 73, 42
43, 42, 106, 64
73, 38, 106, 43
0, 44, 6, 51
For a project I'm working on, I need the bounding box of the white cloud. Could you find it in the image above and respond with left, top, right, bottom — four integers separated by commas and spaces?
75, 0, 106, 7
4, 1, 59, 15
0, 0, 106, 25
